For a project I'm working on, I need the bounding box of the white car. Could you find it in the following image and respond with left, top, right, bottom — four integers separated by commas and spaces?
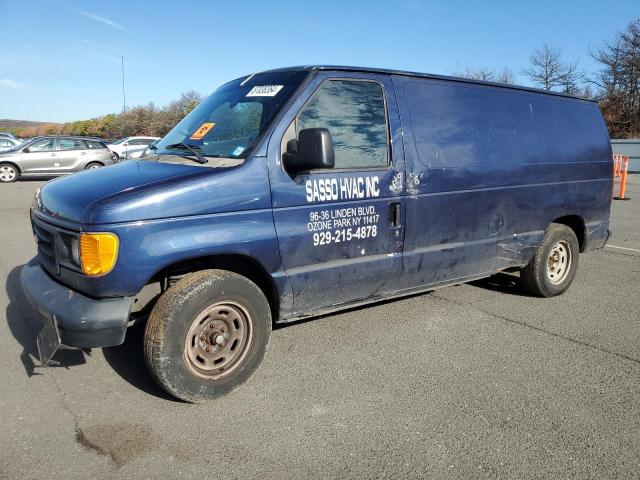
0, 137, 23, 152
107, 136, 160, 159
128, 139, 159, 159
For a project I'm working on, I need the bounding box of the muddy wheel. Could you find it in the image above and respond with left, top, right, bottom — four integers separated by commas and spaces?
144, 270, 271, 402
520, 223, 579, 297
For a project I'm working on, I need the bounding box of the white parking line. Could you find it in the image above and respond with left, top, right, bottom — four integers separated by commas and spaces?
606, 244, 640, 253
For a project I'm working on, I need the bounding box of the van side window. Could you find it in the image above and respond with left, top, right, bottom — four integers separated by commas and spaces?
297, 80, 388, 169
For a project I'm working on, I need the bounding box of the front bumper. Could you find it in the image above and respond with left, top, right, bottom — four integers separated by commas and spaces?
20, 258, 134, 348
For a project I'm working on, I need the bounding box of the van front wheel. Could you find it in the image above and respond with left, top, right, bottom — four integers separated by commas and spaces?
520, 223, 579, 297
144, 269, 271, 402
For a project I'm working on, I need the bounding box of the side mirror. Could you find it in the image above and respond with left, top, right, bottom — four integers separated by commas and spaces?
283, 128, 335, 173
22, 147, 30, 153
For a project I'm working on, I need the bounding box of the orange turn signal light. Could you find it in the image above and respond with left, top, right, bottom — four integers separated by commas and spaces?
79, 233, 119, 276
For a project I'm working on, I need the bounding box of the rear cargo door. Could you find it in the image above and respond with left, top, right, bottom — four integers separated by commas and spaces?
267, 71, 406, 316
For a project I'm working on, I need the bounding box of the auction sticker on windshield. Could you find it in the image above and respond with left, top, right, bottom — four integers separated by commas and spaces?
246, 85, 283, 97
190, 122, 215, 140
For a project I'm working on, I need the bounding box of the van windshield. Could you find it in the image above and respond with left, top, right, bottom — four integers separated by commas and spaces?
156, 70, 309, 160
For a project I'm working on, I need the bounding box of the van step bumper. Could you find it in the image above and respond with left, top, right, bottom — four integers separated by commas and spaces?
20, 259, 134, 349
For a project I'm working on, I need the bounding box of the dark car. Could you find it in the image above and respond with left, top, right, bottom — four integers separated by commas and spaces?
21, 66, 612, 401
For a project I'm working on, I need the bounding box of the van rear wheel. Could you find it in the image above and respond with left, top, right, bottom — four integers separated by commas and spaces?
144, 269, 271, 402
520, 223, 579, 297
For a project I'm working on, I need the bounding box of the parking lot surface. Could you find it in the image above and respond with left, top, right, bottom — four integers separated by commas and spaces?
1, 177, 639, 480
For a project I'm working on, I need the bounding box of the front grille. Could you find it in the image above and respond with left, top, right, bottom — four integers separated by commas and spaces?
31, 212, 80, 276
33, 221, 56, 270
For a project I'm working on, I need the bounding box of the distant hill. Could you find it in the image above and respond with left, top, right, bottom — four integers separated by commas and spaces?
0, 119, 63, 136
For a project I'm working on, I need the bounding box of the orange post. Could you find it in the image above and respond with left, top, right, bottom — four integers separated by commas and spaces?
618, 155, 623, 177
614, 156, 630, 200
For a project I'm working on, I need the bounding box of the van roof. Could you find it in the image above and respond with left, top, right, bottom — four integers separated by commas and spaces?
256, 65, 595, 102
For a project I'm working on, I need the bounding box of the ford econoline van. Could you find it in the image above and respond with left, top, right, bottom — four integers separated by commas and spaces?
21, 66, 612, 401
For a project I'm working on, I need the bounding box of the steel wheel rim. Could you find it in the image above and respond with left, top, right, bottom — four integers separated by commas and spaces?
0, 166, 16, 181
183, 301, 253, 380
547, 240, 572, 285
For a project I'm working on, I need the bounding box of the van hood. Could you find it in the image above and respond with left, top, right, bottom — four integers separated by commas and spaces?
37, 161, 206, 223
37, 157, 270, 225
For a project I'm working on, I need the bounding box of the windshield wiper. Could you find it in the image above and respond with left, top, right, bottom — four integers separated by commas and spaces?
165, 142, 207, 164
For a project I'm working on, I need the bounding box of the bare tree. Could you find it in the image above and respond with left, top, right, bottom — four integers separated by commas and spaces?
590, 19, 640, 138
451, 66, 515, 84
522, 45, 567, 90
558, 61, 584, 95
495, 67, 515, 85
451, 65, 494, 81
579, 84, 595, 100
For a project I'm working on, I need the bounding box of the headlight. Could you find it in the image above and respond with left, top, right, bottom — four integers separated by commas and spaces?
79, 232, 119, 276
33, 186, 42, 210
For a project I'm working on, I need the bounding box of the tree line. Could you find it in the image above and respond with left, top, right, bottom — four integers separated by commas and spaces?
10, 18, 640, 140
11, 90, 203, 140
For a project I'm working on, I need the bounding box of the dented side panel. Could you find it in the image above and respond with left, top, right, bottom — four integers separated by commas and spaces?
392, 74, 612, 290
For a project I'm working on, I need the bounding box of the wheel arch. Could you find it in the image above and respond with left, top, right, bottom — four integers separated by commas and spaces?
552, 214, 586, 252
0, 160, 21, 174
149, 253, 281, 322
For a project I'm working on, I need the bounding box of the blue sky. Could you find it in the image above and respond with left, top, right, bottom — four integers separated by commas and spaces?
1, 0, 638, 123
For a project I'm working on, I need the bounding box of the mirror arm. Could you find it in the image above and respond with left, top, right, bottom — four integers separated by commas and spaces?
282, 138, 299, 174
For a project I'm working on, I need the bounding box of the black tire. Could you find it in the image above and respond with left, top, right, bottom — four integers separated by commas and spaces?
144, 269, 271, 402
0, 163, 19, 183
85, 162, 103, 170
520, 223, 579, 297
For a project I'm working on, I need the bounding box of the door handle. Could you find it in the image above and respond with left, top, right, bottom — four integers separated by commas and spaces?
50, 153, 56, 156
81, 151, 87, 155
389, 202, 401, 227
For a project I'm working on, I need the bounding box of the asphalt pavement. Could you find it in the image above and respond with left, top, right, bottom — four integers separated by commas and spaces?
1, 176, 639, 480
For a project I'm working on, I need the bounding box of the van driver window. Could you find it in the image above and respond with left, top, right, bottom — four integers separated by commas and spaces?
297, 80, 389, 169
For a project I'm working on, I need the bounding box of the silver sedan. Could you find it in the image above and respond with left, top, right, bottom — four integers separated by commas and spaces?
0, 136, 116, 183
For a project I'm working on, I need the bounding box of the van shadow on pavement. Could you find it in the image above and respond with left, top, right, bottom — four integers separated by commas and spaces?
469, 272, 530, 297
5, 264, 86, 376
102, 323, 178, 401
5, 262, 175, 400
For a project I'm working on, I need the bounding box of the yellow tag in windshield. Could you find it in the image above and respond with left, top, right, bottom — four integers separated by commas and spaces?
190, 122, 215, 140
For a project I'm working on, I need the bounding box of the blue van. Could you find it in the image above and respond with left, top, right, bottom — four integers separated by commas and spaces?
21, 66, 612, 401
